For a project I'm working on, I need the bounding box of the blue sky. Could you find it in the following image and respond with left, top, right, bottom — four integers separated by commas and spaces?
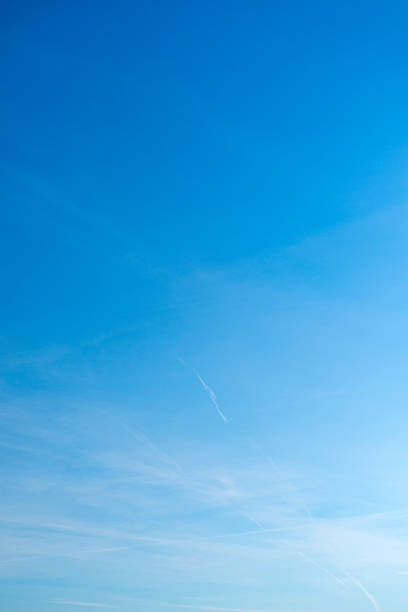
2, 1, 408, 610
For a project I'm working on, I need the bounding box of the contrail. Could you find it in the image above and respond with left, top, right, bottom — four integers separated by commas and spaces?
179, 358, 227, 422
122, 426, 183, 471
193, 369, 228, 422
297, 552, 346, 587
350, 578, 382, 612
238, 510, 266, 531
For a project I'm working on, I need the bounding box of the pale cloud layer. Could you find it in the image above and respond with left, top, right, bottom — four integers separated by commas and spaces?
3, 205, 408, 610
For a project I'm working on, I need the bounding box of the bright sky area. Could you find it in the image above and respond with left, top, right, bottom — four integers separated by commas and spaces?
2, 1, 408, 611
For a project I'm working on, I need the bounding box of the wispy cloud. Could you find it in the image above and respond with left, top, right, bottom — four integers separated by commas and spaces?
2, 392, 406, 606
179, 358, 227, 422
194, 369, 228, 422
350, 578, 382, 612
238, 510, 266, 531
122, 428, 183, 472
297, 552, 346, 588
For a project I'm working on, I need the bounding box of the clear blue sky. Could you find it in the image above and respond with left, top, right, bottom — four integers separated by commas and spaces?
2, 1, 408, 611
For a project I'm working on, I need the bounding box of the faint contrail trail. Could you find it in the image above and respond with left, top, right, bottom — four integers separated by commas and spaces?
179, 358, 228, 422
350, 578, 382, 612
193, 369, 228, 422
238, 510, 266, 531
297, 552, 346, 587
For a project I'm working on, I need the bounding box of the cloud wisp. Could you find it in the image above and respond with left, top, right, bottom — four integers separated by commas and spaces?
297, 552, 346, 588
179, 358, 228, 422
194, 369, 228, 422
238, 510, 266, 531
350, 578, 382, 612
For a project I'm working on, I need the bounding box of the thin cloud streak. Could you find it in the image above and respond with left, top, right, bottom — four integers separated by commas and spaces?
238, 510, 266, 531
179, 358, 228, 422
297, 552, 346, 588
351, 578, 382, 612
193, 369, 228, 423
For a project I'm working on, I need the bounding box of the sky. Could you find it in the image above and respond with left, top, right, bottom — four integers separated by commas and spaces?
2, 1, 408, 610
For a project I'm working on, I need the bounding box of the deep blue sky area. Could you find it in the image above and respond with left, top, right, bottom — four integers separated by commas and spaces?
2, 2, 408, 611
2, 2, 408, 340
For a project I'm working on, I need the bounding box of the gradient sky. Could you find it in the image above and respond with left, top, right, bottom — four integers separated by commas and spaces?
2, 1, 408, 611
